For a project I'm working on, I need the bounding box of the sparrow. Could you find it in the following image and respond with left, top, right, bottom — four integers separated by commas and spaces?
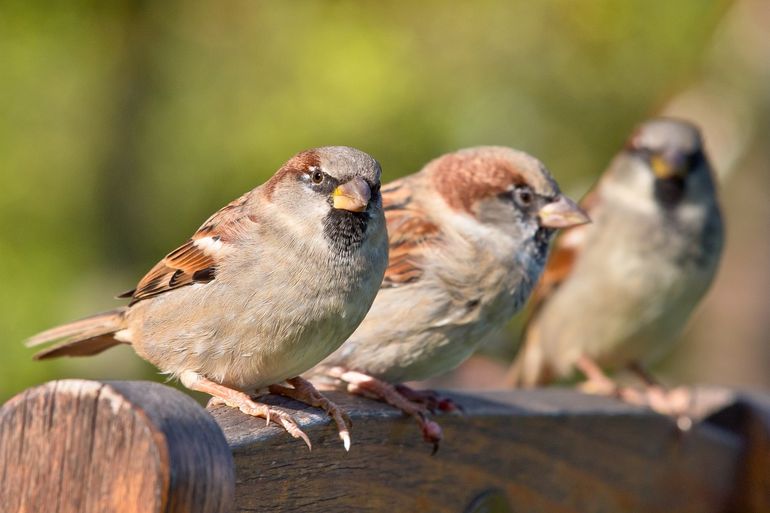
307, 146, 589, 448
27, 146, 389, 450
505, 118, 724, 419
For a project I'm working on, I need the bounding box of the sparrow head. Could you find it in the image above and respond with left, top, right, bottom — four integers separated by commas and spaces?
426, 146, 589, 242
266, 146, 384, 253
620, 117, 716, 209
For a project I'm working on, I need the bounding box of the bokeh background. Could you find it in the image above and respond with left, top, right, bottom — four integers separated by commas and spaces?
1, 0, 768, 402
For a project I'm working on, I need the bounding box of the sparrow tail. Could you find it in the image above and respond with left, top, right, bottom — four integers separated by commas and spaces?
25, 308, 129, 360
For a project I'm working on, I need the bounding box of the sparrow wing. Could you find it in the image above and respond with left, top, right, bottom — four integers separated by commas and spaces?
120, 191, 256, 305
380, 179, 440, 289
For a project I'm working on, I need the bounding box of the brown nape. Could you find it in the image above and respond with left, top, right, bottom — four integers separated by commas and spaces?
429, 153, 528, 213
264, 149, 322, 199
33, 334, 124, 360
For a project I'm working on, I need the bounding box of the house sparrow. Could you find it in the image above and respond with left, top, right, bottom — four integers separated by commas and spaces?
27, 146, 388, 450
505, 118, 724, 419
307, 146, 589, 448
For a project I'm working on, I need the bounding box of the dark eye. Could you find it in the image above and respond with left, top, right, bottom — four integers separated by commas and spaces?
310, 169, 324, 184
513, 187, 534, 208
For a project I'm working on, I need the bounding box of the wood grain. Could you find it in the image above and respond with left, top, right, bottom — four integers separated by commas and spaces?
0, 380, 234, 513
4, 381, 768, 513
209, 388, 743, 513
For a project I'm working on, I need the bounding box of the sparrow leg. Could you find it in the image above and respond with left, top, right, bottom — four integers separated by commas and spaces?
181, 371, 312, 449
575, 356, 648, 406
628, 362, 693, 431
328, 368, 443, 453
268, 377, 352, 451
575, 355, 619, 395
393, 384, 464, 414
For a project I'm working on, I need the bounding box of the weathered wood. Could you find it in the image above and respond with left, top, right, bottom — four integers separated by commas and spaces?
4, 381, 769, 513
209, 388, 744, 513
0, 380, 234, 513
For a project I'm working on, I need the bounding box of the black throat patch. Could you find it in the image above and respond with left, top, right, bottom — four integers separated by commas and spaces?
323, 209, 370, 256
533, 226, 555, 262
654, 177, 686, 209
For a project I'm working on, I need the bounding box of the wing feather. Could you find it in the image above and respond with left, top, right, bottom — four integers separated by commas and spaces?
380, 179, 440, 289
122, 191, 255, 305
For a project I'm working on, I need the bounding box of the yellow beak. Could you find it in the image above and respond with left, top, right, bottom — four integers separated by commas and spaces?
650, 154, 685, 180
538, 195, 590, 229
333, 176, 371, 213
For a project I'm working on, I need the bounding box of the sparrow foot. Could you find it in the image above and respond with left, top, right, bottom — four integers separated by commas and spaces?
627, 361, 694, 430
576, 359, 694, 430
394, 384, 464, 414
185, 372, 311, 449
575, 354, 619, 395
269, 376, 352, 451
329, 368, 443, 452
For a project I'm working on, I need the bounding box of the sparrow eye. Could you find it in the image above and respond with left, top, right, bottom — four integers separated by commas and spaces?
310, 169, 325, 184
513, 187, 534, 208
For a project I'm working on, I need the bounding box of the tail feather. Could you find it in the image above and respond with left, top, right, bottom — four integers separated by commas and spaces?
26, 308, 128, 360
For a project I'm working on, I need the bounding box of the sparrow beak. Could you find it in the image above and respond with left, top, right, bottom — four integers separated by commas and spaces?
538, 195, 590, 229
650, 152, 687, 180
333, 176, 371, 213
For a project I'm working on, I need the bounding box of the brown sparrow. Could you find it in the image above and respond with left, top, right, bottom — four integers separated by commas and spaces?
27, 146, 389, 450
307, 146, 589, 448
505, 118, 724, 419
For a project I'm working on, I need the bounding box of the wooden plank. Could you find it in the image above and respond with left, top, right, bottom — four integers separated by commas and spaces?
210, 389, 743, 513
0, 380, 234, 513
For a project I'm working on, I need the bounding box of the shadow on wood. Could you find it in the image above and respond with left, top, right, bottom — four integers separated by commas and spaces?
2, 380, 769, 513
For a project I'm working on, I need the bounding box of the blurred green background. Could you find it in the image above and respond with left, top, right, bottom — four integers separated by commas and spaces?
2, 0, 768, 401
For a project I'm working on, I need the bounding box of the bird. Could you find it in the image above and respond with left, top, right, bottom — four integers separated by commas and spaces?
505, 118, 724, 418
306, 146, 589, 448
27, 146, 389, 450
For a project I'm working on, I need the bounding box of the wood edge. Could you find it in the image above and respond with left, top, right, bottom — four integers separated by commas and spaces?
706, 390, 770, 513
210, 387, 745, 450
106, 380, 236, 513
101, 382, 173, 513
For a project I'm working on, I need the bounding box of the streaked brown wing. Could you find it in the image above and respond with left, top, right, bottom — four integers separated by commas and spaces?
121, 190, 256, 305
380, 179, 440, 289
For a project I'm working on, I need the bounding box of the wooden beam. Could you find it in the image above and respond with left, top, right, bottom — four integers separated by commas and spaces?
3, 380, 769, 513
210, 388, 743, 513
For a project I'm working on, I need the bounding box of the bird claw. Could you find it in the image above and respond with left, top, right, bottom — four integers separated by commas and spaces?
273, 377, 353, 451
394, 384, 462, 415
418, 413, 443, 454
337, 370, 446, 451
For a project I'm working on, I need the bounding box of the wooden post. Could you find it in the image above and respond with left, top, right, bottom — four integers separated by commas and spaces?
0, 380, 234, 513
2, 380, 770, 513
